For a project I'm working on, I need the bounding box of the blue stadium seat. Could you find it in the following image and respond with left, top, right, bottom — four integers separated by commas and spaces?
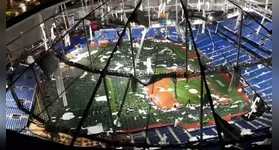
167, 26, 177, 35
196, 38, 213, 48
147, 129, 161, 144
257, 118, 271, 126
157, 127, 179, 144
259, 28, 269, 35
242, 27, 254, 36
169, 126, 190, 143
199, 44, 215, 54
250, 120, 266, 128
6, 107, 26, 115
247, 33, 264, 43
265, 21, 272, 30
243, 19, 254, 25
252, 127, 270, 135
262, 113, 272, 120
235, 120, 256, 130
202, 127, 217, 136
6, 100, 32, 110
6, 117, 28, 130
13, 88, 35, 102
214, 40, 231, 49
188, 129, 201, 137
101, 29, 116, 41
263, 40, 272, 50
131, 27, 144, 40
221, 18, 236, 26
214, 58, 226, 65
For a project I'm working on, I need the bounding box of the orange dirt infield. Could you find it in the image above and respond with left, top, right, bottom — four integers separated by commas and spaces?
146, 78, 177, 109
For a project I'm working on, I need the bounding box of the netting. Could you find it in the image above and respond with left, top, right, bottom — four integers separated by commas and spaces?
6, 0, 272, 148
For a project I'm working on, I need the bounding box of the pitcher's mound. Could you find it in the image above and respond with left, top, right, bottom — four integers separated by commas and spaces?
189, 89, 198, 94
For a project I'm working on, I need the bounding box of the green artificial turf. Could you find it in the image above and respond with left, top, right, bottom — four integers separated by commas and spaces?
106, 77, 116, 111
39, 40, 251, 130
207, 74, 244, 101
168, 79, 204, 104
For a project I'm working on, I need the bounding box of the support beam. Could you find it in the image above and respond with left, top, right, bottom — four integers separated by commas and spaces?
180, 0, 225, 148
199, 76, 204, 148
69, 1, 143, 146
82, 19, 93, 67
63, 4, 70, 28
39, 23, 49, 51
256, 0, 269, 34
55, 65, 68, 107
60, 4, 68, 30
228, 0, 271, 35
10, 84, 45, 124
236, 10, 244, 67
176, 0, 178, 24
40, 12, 52, 48
185, 0, 188, 81
201, 0, 206, 33
148, 0, 151, 26
31, 66, 51, 122
89, 22, 93, 42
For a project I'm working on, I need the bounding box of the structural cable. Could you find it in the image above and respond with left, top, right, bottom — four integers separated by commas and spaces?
180, 0, 225, 149
6, 0, 115, 93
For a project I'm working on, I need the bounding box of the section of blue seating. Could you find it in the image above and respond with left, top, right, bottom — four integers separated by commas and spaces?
6, 66, 38, 130
220, 17, 272, 52
55, 35, 87, 53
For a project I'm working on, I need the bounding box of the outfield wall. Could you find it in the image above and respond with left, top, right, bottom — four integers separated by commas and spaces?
93, 25, 181, 43
54, 25, 183, 54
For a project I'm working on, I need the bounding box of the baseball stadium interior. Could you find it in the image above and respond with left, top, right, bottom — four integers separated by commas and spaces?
6, 0, 272, 149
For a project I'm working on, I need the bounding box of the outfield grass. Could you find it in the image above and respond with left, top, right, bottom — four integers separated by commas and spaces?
106, 77, 116, 111
40, 40, 251, 130
207, 74, 242, 100
165, 43, 200, 71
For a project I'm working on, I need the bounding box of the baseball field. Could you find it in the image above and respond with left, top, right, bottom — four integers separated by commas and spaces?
38, 40, 251, 131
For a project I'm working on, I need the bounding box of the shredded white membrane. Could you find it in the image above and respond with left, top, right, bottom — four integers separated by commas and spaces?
241, 129, 253, 136
61, 112, 75, 120
95, 96, 107, 102
86, 123, 104, 135
189, 135, 216, 142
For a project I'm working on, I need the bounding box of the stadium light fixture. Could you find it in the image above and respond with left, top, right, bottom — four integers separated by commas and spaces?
208, 15, 213, 21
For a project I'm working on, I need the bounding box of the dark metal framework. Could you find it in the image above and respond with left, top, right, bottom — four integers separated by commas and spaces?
6, 0, 272, 149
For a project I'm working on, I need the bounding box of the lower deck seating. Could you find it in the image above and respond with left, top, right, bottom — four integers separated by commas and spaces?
131, 122, 270, 145
8, 23, 271, 145
55, 35, 87, 54
220, 17, 272, 52
6, 66, 38, 130
194, 31, 254, 67
241, 65, 272, 101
